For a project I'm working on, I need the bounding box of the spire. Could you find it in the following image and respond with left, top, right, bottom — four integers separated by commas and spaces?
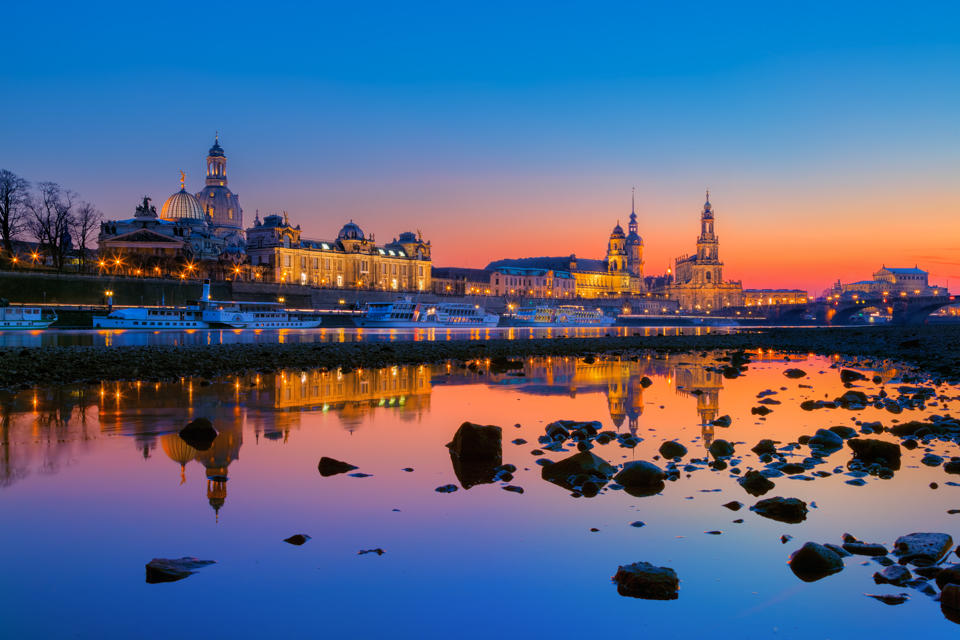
631, 186, 635, 214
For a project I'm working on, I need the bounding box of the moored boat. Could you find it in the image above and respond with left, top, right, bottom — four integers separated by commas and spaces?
92, 280, 322, 329
504, 304, 615, 327
354, 297, 499, 328
0, 303, 58, 330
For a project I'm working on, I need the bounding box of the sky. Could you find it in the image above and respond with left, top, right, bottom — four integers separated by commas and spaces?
1, 1, 959, 294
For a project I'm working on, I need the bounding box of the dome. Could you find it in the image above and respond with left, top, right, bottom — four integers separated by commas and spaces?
208, 138, 225, 157
161, 188, 206, 221
397, 231, 417, 242
338, 221, 365, 240
610, 223, 625, 238
197, 185, 242, 229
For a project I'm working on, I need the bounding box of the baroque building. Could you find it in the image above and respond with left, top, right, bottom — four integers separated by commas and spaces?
196, 135, 245, 251
662, 192, 743, 310
486, 193, 645, 298
245, 213, 432, 290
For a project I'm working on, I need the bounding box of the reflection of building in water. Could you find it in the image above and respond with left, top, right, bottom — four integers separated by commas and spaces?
268, 366, 432, 431
503, 353, 726, 445
194, 421, 242, 520
160, 434, 197, 485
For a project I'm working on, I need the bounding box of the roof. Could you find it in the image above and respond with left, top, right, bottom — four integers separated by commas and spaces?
880, 267, 927, 275
431, 267, 490, 282
487, 256, 607, 273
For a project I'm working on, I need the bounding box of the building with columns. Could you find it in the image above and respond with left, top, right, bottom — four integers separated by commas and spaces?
245, 213, 432, 291
196, 135, 245, 251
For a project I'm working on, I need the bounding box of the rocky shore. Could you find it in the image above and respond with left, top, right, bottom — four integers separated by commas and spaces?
1, 324, 958, 389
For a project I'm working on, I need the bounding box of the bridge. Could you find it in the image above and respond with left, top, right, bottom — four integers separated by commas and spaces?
746, 294, 956, 326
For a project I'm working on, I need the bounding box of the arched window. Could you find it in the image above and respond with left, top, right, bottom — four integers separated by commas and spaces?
706, 271, 712, 282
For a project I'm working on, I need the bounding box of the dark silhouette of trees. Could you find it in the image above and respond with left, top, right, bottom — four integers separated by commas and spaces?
72, 201, 102, 272
27, 182, 75, 272
0, 169, 30, 258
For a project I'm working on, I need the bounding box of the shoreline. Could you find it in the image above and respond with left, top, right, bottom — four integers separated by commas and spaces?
1, 325, 957, 389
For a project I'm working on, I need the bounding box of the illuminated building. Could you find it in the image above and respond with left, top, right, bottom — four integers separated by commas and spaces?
245, 214, 431, 290
661, 192, 743, 311
486, 193, 645, 299
827, 266, 942, 297
195, 135, 245, 251
743, 289, 809, 306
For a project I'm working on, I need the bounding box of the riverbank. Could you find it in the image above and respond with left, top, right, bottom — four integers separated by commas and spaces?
1, 325, 957, 389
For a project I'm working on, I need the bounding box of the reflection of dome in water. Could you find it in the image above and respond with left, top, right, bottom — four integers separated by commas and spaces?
161, 434, 199, 485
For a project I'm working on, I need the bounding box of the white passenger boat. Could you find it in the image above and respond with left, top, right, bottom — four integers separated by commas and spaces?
354, 297, 500, 328
505, 305, 615, 327
0, 303, 57, 330
92, 281, 322, 329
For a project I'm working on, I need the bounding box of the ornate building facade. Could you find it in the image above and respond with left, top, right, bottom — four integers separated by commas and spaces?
486, 194, 645, 298
196, 136, 245, 251
661, 192, 743, 310
245, 213, 432, 290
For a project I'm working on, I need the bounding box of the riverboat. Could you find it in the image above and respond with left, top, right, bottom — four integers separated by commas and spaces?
504, 305, 615, 327
0, 303, 58, 330
354, 298, 500, 328
92, 281, 322, 329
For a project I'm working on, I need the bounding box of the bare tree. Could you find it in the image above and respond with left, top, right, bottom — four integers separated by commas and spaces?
0, 169, 30, 259
72, 201, 102, 272
28, 182, 75, 272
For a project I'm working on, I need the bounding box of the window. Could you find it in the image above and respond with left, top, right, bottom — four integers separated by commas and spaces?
284, 255, 291, 267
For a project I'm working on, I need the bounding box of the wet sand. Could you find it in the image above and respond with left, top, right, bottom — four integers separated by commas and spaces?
1, 324, 957, 388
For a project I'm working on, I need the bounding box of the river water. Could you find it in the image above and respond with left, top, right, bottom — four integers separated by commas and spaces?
0, 324, 735, 348
1, 352, 958, 638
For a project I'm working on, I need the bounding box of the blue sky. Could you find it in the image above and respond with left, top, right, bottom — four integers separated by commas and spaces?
2, 1, 959, 291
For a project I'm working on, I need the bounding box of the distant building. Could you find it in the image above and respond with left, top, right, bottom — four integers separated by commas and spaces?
431, 267, 492, 296
829, 266, 942, 298
659, 192, 743, 310
486, 193, 644, 298
489, 266, 575, 298
743, 289, 809, 307
195, 135, 245, 251
245, 214, 431, 290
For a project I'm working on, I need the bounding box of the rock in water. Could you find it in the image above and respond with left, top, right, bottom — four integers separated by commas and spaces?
283, 534, 311, 546
751, 439, 777, 455
788, 543, 844, 582
145, 557, 215, 583
936, 564, 960, 589
942, 584, 960, 623
894, 532, 953, 565
873, 565, 911, 585
808, 429, 844, 449
541, 451, 616, 495
435, 484, 458, 493
658, 441, 688, 459
318, 457, 358, 477
358, 548, 385, 556
751, 497, 808, 523
178, 418, 218, 451
840, 368, 867, 383
865, 593, 909, 605
784, 368, 807, 378
447, 422, 502, 461
847, 438, 902, 470
639, 376, 653, 388
612, 562, 679, 600
843, 542, 888, 556
709, 439, 735, 458
738, 470, 775, 497
722, 501, 743, 511
614, 461, 667, 497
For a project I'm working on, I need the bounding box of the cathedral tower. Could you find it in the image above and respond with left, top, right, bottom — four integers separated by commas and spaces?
625, 188, 644, 278
606, 222, 627, 273
196, 135, 244, 245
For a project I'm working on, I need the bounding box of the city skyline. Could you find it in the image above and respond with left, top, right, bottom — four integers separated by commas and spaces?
2, 2, 959, 293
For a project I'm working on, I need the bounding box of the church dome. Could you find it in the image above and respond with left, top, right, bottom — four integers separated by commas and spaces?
208, 138, 225, 157
610, 223, 625, 239
161, 188, 205, 221
338, 221, 365, 240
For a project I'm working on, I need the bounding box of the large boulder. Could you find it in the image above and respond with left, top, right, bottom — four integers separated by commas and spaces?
788, 542, 844, 582
614, 461, 667, 497
708, 439, 735, 459
179, 418, 218, 451
893, 532, 953, 566
751, 497, 808, 523
738, 470, 775, 496
447, 422, 502, 461
541, 451, 616, 496
145, 557, 215, 584
658, 441, 688, 460
318, 457, 358, 477
808, 429, 844, 450
612, 562, 679, 600
847, 438, 901, 470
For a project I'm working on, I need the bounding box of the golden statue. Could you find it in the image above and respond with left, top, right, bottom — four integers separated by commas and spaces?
179, 170, 186, 190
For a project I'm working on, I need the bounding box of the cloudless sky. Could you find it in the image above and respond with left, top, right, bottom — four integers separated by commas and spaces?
2, 1, 959, 293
